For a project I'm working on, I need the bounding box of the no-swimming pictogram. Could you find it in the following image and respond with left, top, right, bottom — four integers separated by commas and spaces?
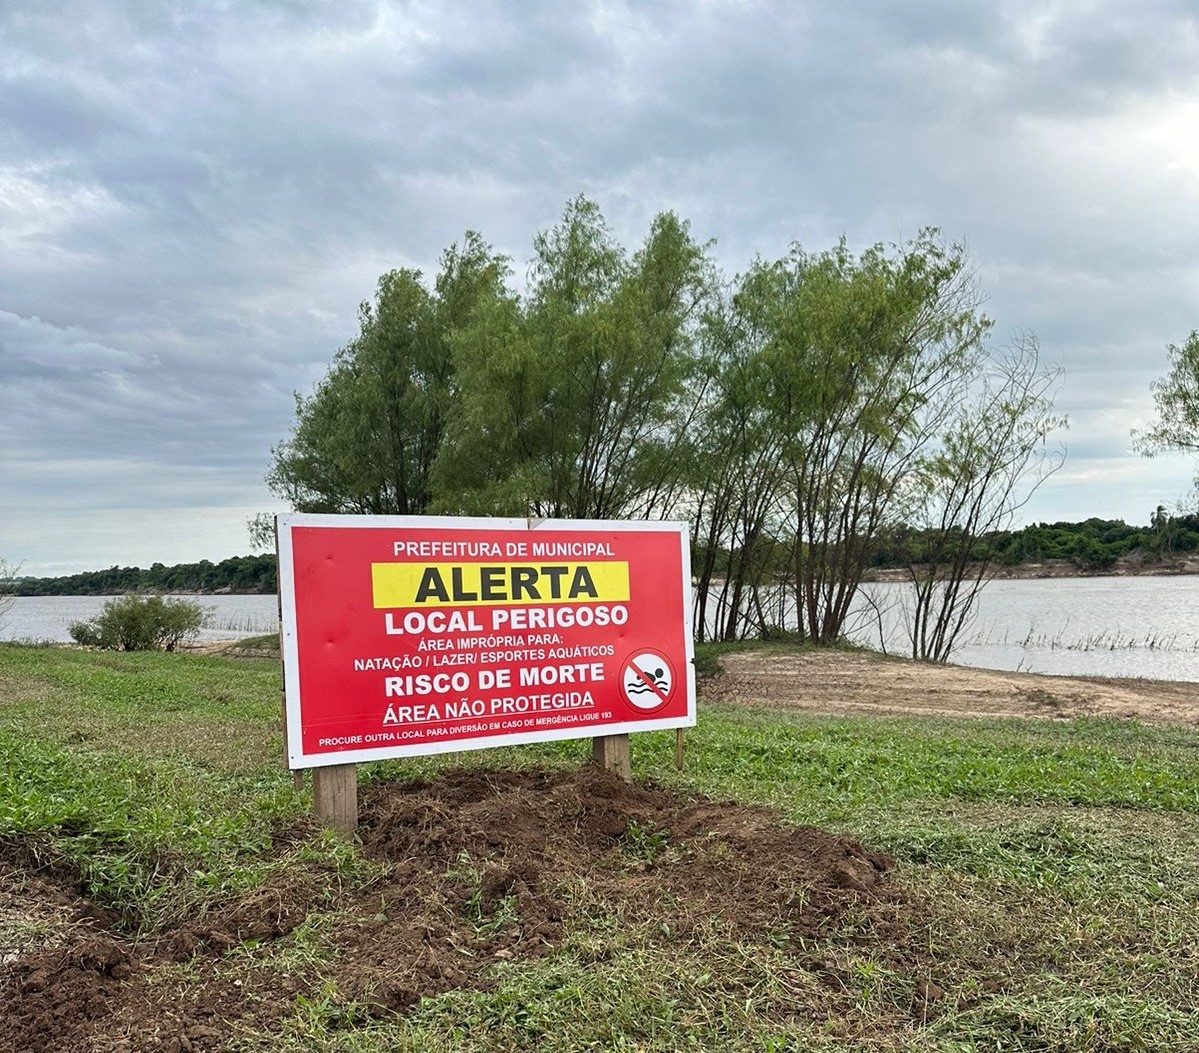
621, 649, 674, 711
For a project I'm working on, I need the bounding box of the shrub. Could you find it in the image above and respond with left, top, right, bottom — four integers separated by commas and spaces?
69, 595, 208, 652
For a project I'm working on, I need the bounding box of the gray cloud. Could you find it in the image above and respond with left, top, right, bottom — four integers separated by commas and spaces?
2, 0, 1198, 572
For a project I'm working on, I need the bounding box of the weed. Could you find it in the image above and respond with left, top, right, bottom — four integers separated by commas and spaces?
622, 819, 669, 862
448, 851, 520, 937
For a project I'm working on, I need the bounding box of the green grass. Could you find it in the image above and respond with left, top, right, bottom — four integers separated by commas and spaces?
228, 632, 282, 654
3, 641, 1199, 1051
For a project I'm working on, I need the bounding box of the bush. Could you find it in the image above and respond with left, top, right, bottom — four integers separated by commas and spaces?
69, 595, 208, 652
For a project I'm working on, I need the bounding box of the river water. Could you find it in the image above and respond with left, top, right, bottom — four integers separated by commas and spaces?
0, 594, 280, 646
5, 577, 1199, 681
844, 576, 1199, 681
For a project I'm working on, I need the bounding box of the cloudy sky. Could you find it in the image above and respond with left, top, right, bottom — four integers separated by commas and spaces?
3, 1, 1198, 576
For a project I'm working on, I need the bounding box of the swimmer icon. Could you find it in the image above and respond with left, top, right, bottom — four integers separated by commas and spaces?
620, 649, 675, 711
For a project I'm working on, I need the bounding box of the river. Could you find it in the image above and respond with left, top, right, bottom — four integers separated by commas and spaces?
0, 594, 280, 646
5, 577, 1199, 681
845, 576, 1199, 680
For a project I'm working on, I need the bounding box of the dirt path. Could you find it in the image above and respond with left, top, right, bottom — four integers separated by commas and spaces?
702, 649, 1199, 725
201, 638, 1199, 726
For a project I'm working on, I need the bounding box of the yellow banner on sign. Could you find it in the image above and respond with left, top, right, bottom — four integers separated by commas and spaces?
371, 561, 631, 608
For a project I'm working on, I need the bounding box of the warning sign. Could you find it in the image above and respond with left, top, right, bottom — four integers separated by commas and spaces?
277, 514, 696, 768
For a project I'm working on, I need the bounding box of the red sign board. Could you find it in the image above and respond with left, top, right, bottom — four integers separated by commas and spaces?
278, 514, 695, 769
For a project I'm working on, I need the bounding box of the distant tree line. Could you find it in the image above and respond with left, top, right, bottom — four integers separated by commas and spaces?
13, 555, 276, 596
7, 512, 1189, 603
872, 509, 1199, 574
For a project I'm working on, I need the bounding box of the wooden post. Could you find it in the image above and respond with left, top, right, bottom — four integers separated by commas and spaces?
591, 734, 631, 781
675, 728, 684, 770
312, 763, 358, 835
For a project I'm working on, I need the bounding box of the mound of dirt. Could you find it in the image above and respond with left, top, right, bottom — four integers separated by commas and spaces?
0, 862, 135, 1053
0, 766, 892, 1052
334, 767, 891, 1013
3, 936, 134, 1051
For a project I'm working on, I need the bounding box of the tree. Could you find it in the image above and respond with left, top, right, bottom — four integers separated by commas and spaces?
898, 337, 1065, 661
1134, 331, 1199, 458
268, 233, 509, 515
247, 513, 276, 553
266, 206, 1062, 656
1148, 503, 1179, 559
689, 287, 788, 641
0, 558, 17, 629
434, 198, 712, 519
742, 231, 992, 644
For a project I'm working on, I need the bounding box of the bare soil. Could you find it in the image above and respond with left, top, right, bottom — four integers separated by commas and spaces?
704, 648, 1199, 725
0, 767, 891, 1053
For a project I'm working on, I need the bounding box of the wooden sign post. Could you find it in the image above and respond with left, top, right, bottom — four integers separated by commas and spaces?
592, 733, 631, 781
312, 763, 358, 835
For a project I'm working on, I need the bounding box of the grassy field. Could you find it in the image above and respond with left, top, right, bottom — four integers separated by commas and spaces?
2, 641, 1199, 1051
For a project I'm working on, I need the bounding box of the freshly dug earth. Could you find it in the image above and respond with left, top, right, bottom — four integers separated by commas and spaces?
704, 648, 1199, 725
0, 767, 892, 1053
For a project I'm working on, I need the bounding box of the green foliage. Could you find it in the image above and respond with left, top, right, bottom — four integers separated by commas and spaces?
269, 233, 509, 515
621, 818, 669, 862
1134, 330, 1199, 459
0, 730, 274, 929
0, 644, 321, 930
228, 632, 282, 653
434, 199, 711, 518
694, 230, 1008, 644
757, 233, 992, 644
870, 511, 1199, 574
68, 594, 208, 651
689, 295, 790, 641
268, 201, 1072, 648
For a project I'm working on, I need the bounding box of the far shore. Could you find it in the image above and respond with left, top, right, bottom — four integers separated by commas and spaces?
863, 554, 1199, 583
13, 554, 1199, 597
